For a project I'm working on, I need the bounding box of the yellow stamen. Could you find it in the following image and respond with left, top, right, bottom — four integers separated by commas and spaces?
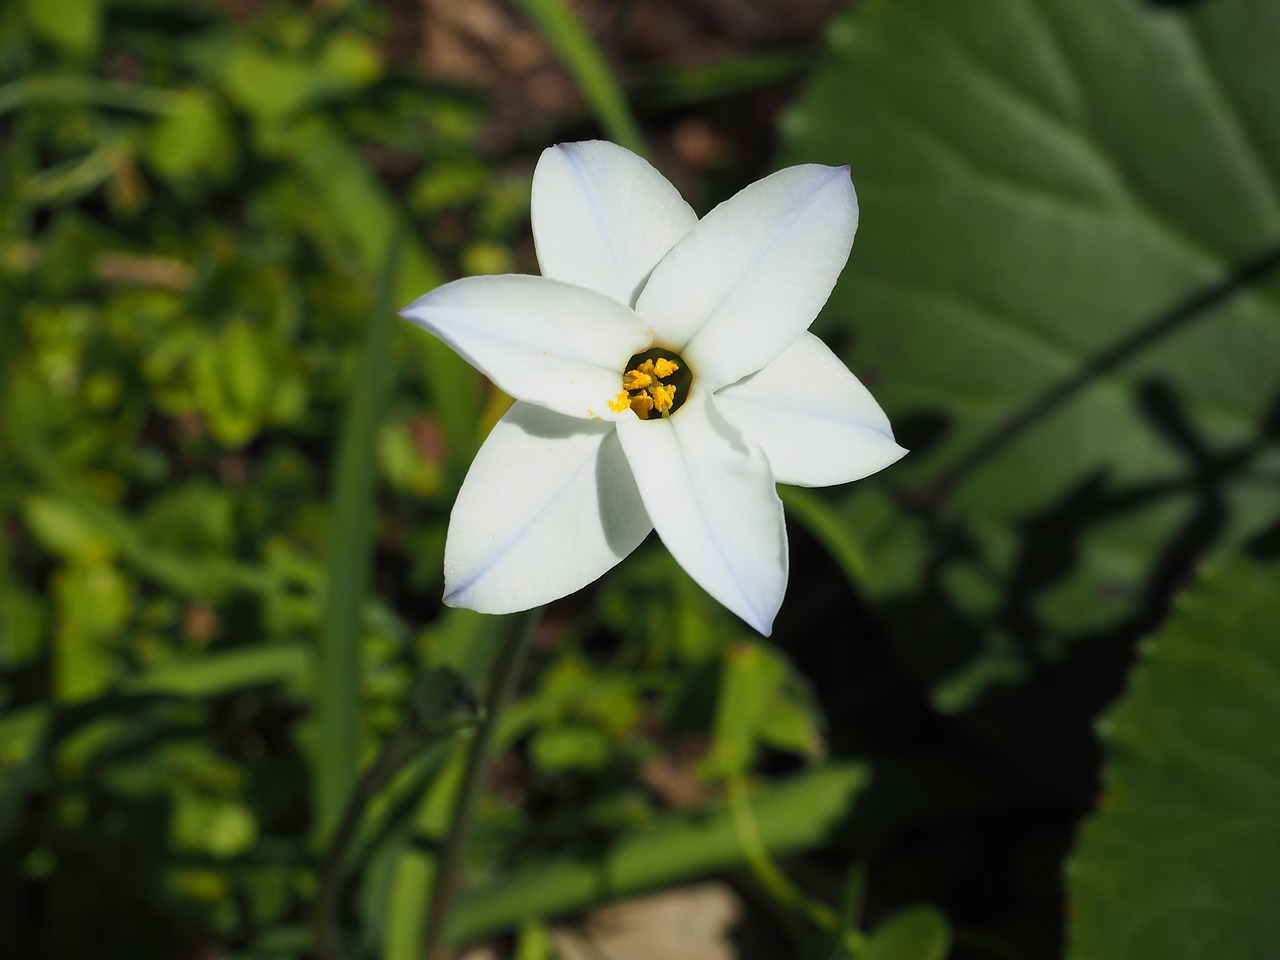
651, 383, 676, 412
614, 354, 684, 419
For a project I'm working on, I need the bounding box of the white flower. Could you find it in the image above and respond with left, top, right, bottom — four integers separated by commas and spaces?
400, 141, 905, 635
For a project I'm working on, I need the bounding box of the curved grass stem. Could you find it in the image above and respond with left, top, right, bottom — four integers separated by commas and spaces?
510, 0, 647, 157
726, 774, 867, 957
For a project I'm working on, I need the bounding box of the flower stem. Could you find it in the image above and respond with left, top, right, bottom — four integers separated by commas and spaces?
315, 725, 423, 960
421, 608, 541, 958
315, 667, 483, 960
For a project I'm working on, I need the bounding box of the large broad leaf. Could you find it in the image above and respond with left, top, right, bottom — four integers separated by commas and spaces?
1066, 552, 1280, 959
780, 0, 1280, 728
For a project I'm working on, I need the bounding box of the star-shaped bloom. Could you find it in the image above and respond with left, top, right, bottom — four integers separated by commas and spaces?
401, 141, 905, 635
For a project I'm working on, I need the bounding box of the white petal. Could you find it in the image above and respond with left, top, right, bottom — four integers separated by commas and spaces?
532, 141, 698, 308
635, 164, 858, 389
614, 389, 787, 635
444, 402, 651, 613
400, 275, 650, 421
714, 333, 907, 487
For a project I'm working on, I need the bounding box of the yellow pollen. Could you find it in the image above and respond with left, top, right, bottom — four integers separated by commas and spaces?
614, 355, 683, 419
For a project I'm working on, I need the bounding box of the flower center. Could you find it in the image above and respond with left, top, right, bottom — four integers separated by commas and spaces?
608, 348, 691, 419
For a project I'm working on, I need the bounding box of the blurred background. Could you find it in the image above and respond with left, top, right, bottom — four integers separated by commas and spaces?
2, 0, 1278, 958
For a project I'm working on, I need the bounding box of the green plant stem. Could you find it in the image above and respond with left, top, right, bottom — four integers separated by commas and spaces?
820, 864, 868, 960
316, 667, 481, 959
727, 774, 867, 956
422, 608, 540, 959
0, 75, 179, 117
727, 774, 802, 906
315, 728, 433, 960
510, 0, 647, 157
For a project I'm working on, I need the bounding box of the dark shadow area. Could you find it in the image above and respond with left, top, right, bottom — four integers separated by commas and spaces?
778, 238, 1280, 959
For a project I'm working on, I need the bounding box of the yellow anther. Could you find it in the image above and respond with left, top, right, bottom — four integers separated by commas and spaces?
623, 369, 652, 390
614, 353, 684, 419
651, 383, 676, 412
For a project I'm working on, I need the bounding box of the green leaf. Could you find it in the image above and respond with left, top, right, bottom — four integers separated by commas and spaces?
22, 493, 116, 562
706, 642, 787, 778
0, 586, 46, 668
172, 791, 258, 859
145, 90, 236, 182
378, 418, 443, 498
192, 318, 276, 448
24, 0, 101, 54
515, 919, 553, 960
53, 560, 131, 701
218, 46, 319, 119
0, 642, 312, 761
129, 642, 311, 699
529, 725, 610, 773
316, 34, 384, 90
707, 642, 821, 778
781, 0, 1280, 708
865, 906, 950, 960
1066, 553, 1280, 960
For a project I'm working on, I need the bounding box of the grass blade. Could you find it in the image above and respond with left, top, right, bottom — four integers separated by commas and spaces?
510, 0, 647, 156
315, 236, 404, 839
266, 115, 482, 488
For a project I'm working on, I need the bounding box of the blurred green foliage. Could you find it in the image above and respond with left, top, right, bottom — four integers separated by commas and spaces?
0, 1, 849, 955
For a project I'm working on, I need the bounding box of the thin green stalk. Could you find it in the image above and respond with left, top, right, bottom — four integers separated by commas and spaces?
422, 608, 541, 959
727, 774, 867, 956
316, 732, 428, 960
727, 774, 805, 907
629, 50, 809, 109
510, 0, 647, 157
0, 75, 179, 117
315, 669, 482, 960
380, 612, 508, 960
819, 864, 867, 960
315, 237, 404, 839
